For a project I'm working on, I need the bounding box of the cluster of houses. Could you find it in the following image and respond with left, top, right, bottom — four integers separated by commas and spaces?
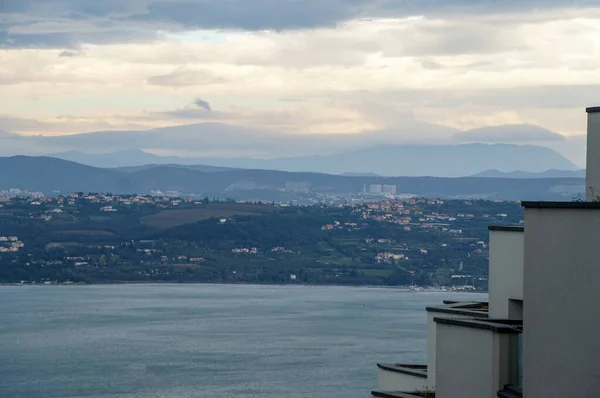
1, 192, 209, 210
0, 236, 24, 252
232, 247, 259, 254
232, 246, 294, 255
175, 256, 206, 263
375, 252, 407, 264
321, 220, 362, 231
352, 199, 517, 235
0, 188, 44, 199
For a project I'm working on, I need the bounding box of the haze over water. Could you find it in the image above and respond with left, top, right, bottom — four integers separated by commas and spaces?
0, 285, 485, 398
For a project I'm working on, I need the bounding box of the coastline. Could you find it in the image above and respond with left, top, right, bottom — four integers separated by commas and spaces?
0, 281, 487, 292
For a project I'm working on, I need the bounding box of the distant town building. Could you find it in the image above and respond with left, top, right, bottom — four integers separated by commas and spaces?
369, 184, 382, 195
382, 185, 397, 195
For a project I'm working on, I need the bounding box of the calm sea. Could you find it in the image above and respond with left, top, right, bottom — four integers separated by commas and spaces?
0, 284, 485, 398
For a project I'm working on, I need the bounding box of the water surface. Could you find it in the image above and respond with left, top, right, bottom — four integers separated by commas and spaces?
0, 284, 485, 398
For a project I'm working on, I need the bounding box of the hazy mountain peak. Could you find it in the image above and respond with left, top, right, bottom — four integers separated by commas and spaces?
48, 142, 576, 177
454, 124, 566, 143
472, 168, 585, 179
0, 156, 585, 202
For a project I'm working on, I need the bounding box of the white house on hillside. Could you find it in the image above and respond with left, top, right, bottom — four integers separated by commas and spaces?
371, 106, 600, 398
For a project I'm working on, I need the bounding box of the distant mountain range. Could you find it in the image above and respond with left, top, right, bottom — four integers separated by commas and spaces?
0, 121, 584, 175
49, 143, 577, 177
472, 169, 586, 179
0, 156, 585, 201
112, 163, 237, 173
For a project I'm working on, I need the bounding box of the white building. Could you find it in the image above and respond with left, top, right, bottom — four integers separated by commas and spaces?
370, 184, 383, 195
382, 185, 397, 195
371, 106, 600, 398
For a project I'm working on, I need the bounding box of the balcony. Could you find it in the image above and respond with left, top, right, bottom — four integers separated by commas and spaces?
377, 363, 428, 392
372, 301, 489, 397
434, 318, 522, 398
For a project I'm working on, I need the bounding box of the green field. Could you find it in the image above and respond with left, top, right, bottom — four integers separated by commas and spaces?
142, 203, 277, 229
361, 269, 396, 277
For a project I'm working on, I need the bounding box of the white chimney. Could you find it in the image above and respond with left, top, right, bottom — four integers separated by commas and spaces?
586, 106, 600, 201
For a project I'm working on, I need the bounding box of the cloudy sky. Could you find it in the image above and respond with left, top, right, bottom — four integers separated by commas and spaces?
1, 0, 599, 165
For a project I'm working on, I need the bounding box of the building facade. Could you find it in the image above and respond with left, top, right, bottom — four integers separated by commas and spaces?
371, 106, 600, 398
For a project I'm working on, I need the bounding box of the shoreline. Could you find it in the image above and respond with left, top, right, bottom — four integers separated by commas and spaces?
0, 281, 487, 292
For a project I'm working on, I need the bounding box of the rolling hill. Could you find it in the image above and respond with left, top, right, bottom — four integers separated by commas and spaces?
472, 169, 586, 179
0, 156, 585, 201
48, 143, 577, 177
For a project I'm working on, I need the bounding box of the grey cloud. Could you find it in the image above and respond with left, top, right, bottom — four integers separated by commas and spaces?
0, 0, 34, 13
0, 27, 161, 49
0, 0, 148, 16
147, 68, 226, 87
153, 108, 230, 120
59, 50, 80, 57
113, 1, 600, 31
278, 98, 306, 102
0, 31, 75, 48
454, 124, 567, 143
193, 98, 212, 111
1, 0, 596, 48
357, 84, 600, 110
444, 85, 600, 110
0, 116, 53, 132
382, 22, 527, 57
419, 59, 445, 70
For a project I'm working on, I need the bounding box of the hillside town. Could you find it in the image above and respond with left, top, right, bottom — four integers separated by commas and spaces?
0, 192, 523, 287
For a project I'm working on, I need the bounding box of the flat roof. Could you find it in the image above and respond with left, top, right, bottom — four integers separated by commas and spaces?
488, 225, 524, 232
376, 364, 427, 378
522, 201, 600, 209
434, 317, 522, 333
586, 106, 600, 113
426, 301, 489, 317
372, 391, 422, 398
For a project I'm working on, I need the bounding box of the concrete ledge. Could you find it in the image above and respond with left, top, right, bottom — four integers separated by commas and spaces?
488, 226, 524, 232
434, 317, 522, 333
497, 384, 523, 398
522, 201, 600, 209
586, 106, 600, 113
372, 391, 426, 398
426, 301, 489, 318
377, 364, 427, 378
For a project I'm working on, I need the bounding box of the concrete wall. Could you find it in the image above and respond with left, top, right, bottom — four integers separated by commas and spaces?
377, 368, 428, 392
426, 310, 484, 388
426, 311, 437, 387
586, 109, 600, 200
488, 230, 524, 318
508, 299, 523, 320
435, 323, 513, 398
524, 207, 600, 398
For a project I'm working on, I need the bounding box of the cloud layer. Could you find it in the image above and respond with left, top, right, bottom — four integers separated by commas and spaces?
1, 0, 599, 167
3, 0, 592, 43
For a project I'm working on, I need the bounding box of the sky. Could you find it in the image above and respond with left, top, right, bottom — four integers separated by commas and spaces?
1, 0, 599, 166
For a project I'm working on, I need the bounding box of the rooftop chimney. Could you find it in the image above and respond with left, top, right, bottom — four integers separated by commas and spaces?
586, 106, 600, 201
